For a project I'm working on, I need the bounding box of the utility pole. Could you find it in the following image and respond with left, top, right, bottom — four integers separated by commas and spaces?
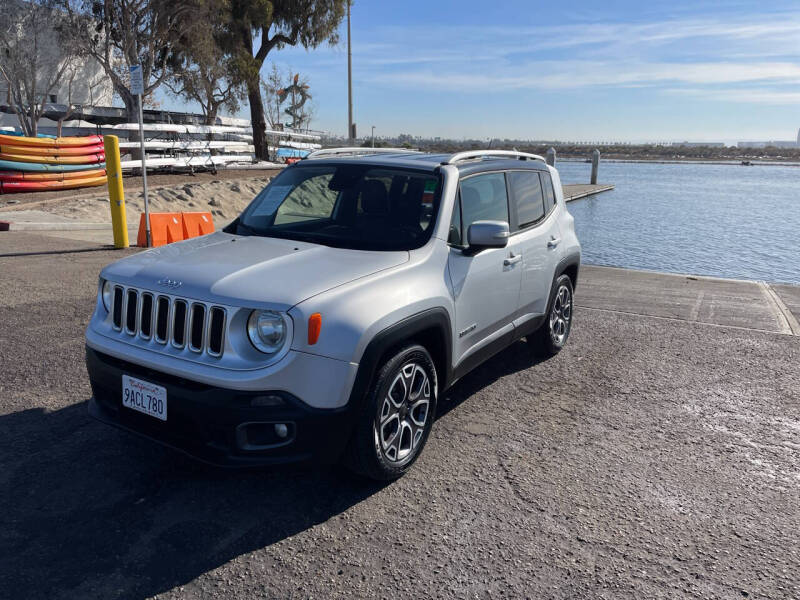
371, 125, 375, 148
347, 1, 353, 144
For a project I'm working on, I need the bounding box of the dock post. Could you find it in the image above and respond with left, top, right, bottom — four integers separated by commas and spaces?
590, 149, 600, 184
546, 147, 556, 166
104, 135, 129, 249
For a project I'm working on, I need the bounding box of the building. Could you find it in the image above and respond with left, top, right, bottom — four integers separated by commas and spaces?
0, 0, 114, 135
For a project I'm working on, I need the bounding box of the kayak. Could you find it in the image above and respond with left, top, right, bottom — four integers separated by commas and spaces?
0, 173, 107, 194
0, 143, 105, 157
0, 134, 103, 148
0, 152, 105, 165
0, 159, 106, 172
0, 168, 106, 182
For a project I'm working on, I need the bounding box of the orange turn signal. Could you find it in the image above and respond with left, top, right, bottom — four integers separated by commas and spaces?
308, 313, 322, 345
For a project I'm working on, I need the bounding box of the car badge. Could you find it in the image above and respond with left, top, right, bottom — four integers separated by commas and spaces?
157, 278, 183, 289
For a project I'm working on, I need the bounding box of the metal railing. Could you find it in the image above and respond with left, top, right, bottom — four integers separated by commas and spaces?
441, 150, 546, 165
305, 147, 422, 159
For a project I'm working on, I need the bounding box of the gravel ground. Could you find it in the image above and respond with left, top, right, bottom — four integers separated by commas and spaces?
0, 233, 798, 599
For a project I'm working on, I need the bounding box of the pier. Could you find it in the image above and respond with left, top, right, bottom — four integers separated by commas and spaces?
563, 183, 615, 201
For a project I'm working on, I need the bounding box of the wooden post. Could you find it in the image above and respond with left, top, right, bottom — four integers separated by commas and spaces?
546, 147, 556, 166
591, 149, 600, 184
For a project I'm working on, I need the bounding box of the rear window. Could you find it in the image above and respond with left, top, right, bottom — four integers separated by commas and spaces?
508, 171, 544, 228
541, 172, 556, 214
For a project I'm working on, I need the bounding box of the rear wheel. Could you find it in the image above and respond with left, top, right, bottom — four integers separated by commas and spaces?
344, 344, 437, 480
529, 274, 574, 357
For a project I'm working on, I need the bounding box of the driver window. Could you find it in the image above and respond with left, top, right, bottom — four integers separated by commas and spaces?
458, 173, 509, 242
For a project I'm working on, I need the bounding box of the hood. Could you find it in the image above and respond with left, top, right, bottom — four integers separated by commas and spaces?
101, 232, 409, 309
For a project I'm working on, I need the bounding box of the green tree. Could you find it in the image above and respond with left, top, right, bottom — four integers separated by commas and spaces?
218, 0, 347, 160
60, 0, 202, 124
167, 2, 244, 125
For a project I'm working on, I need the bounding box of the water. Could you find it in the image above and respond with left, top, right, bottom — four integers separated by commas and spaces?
557, 161, 800, 285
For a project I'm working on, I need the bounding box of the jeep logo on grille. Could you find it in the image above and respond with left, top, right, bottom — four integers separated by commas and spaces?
157, 278, 182, 289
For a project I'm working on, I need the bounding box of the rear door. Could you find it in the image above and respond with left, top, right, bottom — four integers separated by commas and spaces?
447, 172, 522, 367
507, 169, 562, 322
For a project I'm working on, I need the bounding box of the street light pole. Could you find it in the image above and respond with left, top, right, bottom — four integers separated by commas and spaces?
371, 125, 375, 148
347, 1, 353, 144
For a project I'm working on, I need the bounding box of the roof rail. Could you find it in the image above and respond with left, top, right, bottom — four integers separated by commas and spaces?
305, 147, 422, 159
442, 150, 546, 165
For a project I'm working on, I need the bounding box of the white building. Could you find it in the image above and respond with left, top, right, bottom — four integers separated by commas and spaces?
0, 0, 114, 135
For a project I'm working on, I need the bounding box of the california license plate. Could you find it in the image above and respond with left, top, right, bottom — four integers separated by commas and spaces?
122, 375, 167, 421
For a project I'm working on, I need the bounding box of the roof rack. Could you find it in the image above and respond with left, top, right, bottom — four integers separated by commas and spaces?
441, 150, 546, 165
305, 147, 422, 159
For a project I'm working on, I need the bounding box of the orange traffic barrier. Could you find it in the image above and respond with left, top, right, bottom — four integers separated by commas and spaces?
181, 212, 215, 239
137, 212, 184, 248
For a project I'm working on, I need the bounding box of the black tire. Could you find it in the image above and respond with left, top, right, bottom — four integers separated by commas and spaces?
343, 344, 438, 480
529, 274, 574, 357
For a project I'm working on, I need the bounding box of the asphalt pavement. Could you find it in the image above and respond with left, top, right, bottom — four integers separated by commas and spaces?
1, 232, 798, 599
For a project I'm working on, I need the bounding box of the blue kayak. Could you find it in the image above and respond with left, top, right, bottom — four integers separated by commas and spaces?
0, 159, 106, 172
0, 130, 57, 139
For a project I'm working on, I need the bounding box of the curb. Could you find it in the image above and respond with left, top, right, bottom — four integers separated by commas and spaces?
1, 222, 114, 231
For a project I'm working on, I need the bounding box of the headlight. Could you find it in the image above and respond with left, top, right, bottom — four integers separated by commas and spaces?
101, 279, 114, 312
247, 310, 288, 354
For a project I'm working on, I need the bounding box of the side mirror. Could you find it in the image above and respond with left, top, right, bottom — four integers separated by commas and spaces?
466, 220, 509, 253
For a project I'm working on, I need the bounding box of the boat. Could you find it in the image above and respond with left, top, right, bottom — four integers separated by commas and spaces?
0, 133, 102, 147
0, 143, 105, 157
0, 159, 106, 172
0, 168, 106, 182
0, 173, 107, 193
0, 151, 105, 165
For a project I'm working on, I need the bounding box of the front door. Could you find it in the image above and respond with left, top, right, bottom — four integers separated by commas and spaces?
447, 172, 522, 368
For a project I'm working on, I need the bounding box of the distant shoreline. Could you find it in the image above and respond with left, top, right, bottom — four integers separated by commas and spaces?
557, 157, 800, 167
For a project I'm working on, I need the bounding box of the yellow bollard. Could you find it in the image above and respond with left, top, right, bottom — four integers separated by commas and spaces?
104, 135, 129, 248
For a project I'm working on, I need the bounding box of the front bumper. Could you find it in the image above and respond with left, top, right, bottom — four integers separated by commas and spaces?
86, 347, 358, 467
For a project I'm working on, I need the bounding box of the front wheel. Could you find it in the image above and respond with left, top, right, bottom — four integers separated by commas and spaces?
343, 344, 438, 480
529, 274, 574, 357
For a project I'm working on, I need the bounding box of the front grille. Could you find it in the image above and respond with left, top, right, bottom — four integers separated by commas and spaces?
111, 285, 226, 357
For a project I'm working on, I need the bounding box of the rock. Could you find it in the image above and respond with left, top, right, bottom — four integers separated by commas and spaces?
209, 198, 222, 207
182, 185, 194, 197
229, 183, 241, 193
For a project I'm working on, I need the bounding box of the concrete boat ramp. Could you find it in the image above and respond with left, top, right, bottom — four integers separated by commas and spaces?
1, 231, 798, 599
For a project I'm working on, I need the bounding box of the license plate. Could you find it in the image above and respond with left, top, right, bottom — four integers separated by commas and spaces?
122, 375, 167, 421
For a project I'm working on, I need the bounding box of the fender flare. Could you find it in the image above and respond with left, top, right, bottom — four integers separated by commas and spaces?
346, 307, 453, 411
555, 252, 581, 289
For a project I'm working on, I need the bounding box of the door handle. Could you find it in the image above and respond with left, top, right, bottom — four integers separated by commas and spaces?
503, 253, 522, 266
547, 236, 561, 248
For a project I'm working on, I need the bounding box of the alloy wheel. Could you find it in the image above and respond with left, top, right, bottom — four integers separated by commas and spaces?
549, 284, 572, 346
374, 362, 432, 463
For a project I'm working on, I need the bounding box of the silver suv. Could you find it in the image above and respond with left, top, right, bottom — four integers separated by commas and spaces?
86, 149, 581, 479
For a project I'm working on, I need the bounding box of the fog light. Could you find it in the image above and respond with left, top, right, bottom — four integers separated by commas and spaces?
251, 394, 284, 407
274, 423, 288, 438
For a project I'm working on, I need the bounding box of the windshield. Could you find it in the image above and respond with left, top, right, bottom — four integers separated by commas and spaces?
235, 164, 442, 251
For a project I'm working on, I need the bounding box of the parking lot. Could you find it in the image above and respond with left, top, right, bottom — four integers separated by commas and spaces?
1, 232, 798, 599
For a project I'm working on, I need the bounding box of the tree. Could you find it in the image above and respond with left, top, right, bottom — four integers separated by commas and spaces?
278, 72, 313, 130
55, 65, 106, 136
218, 0, 347, 160
0, 0, 80, 136
167, 0, 244, 125
261, 63, 287, 130
60, 0, 202, 124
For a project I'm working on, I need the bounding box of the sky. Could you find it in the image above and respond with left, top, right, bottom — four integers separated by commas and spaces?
163, 0, 800, 143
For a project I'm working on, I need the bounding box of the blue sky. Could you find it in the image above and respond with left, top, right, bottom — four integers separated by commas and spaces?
165, 0, 800, 143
